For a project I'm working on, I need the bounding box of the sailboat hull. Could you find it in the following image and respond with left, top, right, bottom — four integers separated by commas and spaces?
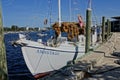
21, 42, 84, 77
16, 34, 85, 78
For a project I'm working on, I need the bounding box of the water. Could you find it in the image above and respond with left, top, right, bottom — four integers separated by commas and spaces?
4, 31, 67, 80
4, 32, 40, 80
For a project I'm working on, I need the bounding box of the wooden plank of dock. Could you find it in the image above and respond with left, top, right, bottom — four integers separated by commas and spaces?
39, 33, 120, 80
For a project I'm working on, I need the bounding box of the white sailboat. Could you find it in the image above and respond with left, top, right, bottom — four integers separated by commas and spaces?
12, 0, 96, 79
16, 33, 85, 78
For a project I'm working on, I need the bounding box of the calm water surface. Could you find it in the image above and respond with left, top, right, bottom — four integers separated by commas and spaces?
4, 32, 40, 80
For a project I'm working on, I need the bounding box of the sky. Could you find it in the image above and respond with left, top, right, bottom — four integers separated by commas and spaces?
1, 0, 120, 27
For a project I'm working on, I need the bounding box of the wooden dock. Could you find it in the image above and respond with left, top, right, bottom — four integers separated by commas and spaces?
39, 33, 120, 80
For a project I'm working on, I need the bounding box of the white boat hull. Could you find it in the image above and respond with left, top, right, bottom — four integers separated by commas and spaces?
16, 34, 85, 77
22, 45, 84, 75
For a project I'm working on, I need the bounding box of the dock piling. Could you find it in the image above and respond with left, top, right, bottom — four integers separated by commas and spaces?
85, 8, 92, 53
0, 0, 8, 79
107, 19, 110, 39
109, 20, 111, 35
102, 16, 105, 42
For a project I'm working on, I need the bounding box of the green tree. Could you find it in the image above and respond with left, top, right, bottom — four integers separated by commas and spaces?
11, 25, 18, 31
4, 27, 11, 32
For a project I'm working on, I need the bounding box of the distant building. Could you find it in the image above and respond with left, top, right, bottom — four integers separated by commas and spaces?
26, 27, 29, 31
111, 16, 120, 32
38, 28, 41, 31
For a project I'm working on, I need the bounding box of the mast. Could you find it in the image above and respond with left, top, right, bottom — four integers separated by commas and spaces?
57, 0, 61, 38
69, 0, 71, 22
58, 0, 61, 27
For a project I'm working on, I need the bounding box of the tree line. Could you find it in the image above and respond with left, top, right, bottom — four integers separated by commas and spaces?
4, 25, 40, 32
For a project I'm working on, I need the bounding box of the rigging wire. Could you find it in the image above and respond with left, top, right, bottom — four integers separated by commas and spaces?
47, 0, 52, 27
34, 0, 54, 73
92, 7, 98, 25
34, 0, 47, 73
73, 0, 77, 22
69, 0, 72, 22
34, 50, 44, 73
72, 0, 82, 22
87, 0, 98, 25
91, 1, 99, 25
46, 0, 56, 71
3, 0, 14, 6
